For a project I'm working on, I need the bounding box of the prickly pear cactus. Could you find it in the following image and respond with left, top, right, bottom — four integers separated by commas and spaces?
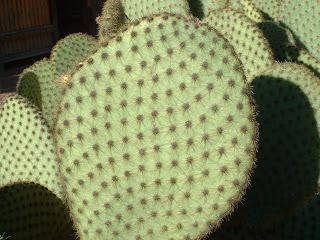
239, 62, 320, 228
203, 8, 274, 82
121, 0, 192, 20
50, 33, 98, 90
0, 183, 75, 240
55, 13, 258, 240
96, 0, 127, 43
17, 58, 60, 128
0, 94, 64, 201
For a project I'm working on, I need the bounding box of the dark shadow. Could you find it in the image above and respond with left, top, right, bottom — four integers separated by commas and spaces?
237, 76, 320, 229
259, 11, 273, 21
257, 21, 291, 56
188, 0, 205, 19
0, 183, 76, 240
278, 21, 308, 51
266, 194, 320, 239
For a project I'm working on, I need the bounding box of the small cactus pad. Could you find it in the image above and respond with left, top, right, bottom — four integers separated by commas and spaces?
240, 0, 265, 22
51, 33, 97, 89
0, 183, 76, 240
17, 58, 60, 128
0, 94, 64, 200
97, 0, 126, 43
121, 0, 192, 20
203, 8, 274, 82
266, 193, 320, 240
279, 0, 320, 59
55, 14, 258, 239
188, 0, 230, 19
239, 62, 320, 228
16, 71, 42, 109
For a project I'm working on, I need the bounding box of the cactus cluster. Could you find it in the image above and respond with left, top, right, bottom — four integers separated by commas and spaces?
0, 0, 319, 239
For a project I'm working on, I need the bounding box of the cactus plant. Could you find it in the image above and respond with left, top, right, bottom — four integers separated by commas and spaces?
55, 13, 258, 240
17, 58, 60, 128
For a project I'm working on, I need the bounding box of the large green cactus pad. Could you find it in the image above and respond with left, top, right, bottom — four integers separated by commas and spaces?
55, 14, 258, 240
203, 8, 274, 82
0, 183, 75, 240
17, 58, 60, 128
0, 94, 64, 200
239, 62, 320, 228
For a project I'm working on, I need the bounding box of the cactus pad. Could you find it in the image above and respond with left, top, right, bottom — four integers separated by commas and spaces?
0, 94, 64, 200
16, 71, 42, 110
17, 58, 60, 128
240, 0, 265, 22
97, 0, 127, 43
55, 14, 258, 239
121, 0, 192, 20
203, 8, 274, 82
240, 62, 320, 228
51, 33, 97, 89
0, 183, 75, 240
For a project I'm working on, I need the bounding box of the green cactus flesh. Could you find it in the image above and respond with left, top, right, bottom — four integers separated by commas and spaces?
0, 94, 64, 201
55, 14, 258, 240
50, 33, 98, 90
266, 193, 320, 240
97, 0, 127, 43
279, 0, 320, 59
17, 58, 60, 128
203, 8, 274, 82
0, 183, 75, 240
238, 62, 320, 228
16, 71, 42, 110
240, 0, 265, 22
120, 0, 192, 20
